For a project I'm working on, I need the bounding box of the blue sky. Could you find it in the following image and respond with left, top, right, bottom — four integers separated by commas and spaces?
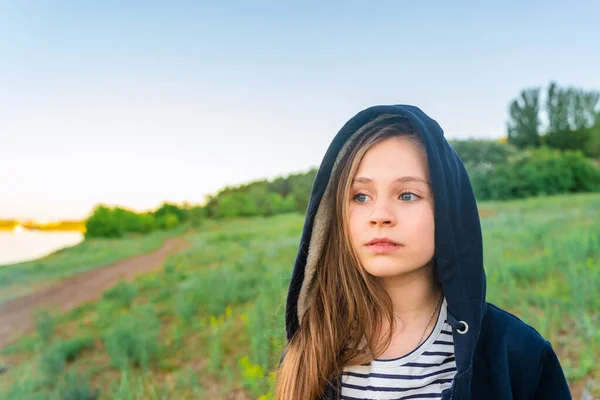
1, 1, 599, 220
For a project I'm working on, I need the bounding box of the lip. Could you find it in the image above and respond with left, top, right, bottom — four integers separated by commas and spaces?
365, 237, 400, 246
366, 243, 404, 254
365, 238, 404, 254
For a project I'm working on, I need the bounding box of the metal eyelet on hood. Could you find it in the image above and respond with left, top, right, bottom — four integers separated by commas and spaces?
447, 315, 469, 335
456, 321, 469, 334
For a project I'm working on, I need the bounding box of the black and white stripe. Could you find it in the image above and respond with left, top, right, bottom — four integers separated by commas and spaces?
341, 298, 456, 400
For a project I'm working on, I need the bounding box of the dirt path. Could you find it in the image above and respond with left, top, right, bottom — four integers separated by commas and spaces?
0, 236, 189, 348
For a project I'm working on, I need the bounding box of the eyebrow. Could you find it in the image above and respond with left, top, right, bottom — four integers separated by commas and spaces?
352, 176, 431, 186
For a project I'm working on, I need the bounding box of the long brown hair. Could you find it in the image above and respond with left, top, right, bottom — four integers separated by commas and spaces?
275, 116, 427, 400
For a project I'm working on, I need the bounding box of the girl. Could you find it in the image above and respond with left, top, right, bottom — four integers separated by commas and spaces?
276, 105, 571, 399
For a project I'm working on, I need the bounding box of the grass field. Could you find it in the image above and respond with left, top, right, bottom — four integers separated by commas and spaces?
1, 193, 598, 399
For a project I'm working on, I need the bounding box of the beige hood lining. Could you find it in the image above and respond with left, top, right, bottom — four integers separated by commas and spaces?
296, 115, 398, 325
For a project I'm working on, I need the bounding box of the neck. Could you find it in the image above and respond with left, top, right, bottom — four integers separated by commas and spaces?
377, 262, 441, 327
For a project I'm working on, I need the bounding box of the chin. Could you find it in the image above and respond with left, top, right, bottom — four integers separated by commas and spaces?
362, 260, 419, 278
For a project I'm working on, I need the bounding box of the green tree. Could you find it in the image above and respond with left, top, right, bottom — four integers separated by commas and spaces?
186, 206, 205, 227
587, 124, 600, 157
154, 202, 186, 224
84, 205, 125, 238
288, 168, 317, 214
449, 139, 518, 166
269, 176, 293, 197
544, 82, 600, 156
507, 87, 542, 148
85, 205, 161, 238
156, 213, 180, 230
214, 193, 256, 218
247, 186, 272, 216
138, 213, 157, 233
546, 82, 571, 133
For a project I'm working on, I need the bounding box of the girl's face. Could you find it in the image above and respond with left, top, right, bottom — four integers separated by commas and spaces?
347, 136, 435, 279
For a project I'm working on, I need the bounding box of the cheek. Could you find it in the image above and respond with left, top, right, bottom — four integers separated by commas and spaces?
407, 207, 435, 246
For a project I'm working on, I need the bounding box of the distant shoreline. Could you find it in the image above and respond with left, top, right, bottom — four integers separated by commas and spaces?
0, 221, 86, 233
0, 227, 85, 232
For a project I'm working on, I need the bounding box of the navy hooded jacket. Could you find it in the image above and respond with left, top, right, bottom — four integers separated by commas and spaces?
283, 105, 572, 399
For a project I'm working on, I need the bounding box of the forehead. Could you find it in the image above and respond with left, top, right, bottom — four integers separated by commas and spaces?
354, 136, 429, 180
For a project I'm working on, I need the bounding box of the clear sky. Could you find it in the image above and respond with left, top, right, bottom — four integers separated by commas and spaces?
2, 1, 599, 220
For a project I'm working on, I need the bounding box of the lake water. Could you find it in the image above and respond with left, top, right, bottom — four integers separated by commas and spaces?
0, 230, 84, 267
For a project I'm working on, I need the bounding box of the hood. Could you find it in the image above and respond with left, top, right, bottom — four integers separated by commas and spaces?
284, 104, 487, 377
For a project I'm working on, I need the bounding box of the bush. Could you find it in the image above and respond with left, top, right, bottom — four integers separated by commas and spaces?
51, 336, 94, 363
39, 349, 66, 385
104, 306, 162, 370
214, 192, 257, 218
57, 372, 100, 400
35, 311, 55, 343
156, 213, 180, 230
0, 379, 46, 400
469, 147, 600, 200
102, 280, 138, 309
154, 202, 187, 223
450, 139, 518, 165
186, 206, 206, 227
203, 169, 316, 217
84, 201, 206, 238
38, 336, 95, 388
563, 151, 600, 192
84, 206, 127, 238
543, 125, 600, 158
85, 205, 178, 238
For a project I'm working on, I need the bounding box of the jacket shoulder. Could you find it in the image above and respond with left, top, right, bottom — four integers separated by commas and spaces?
482, 302, 548, 347
475, 302, 571, 399
480, 302, 549, 367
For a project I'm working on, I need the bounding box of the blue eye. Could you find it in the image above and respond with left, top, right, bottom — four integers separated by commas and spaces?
352, 193, 370, 203
401, 192, 419, 202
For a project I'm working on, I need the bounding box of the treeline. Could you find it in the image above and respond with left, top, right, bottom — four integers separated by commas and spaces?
85, 81, 600, 237
84, 169, 317, 238
85, 203, 204, 238
450, 139, 600, 200
86, 140, 600, 239
202, 170, 316, 218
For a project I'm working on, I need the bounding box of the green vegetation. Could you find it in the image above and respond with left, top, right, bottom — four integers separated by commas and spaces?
1, 193, 599, 398
0, 228, 185, 305
463, 144, 600, 200
82, 170, 316, 239
83, 140, 600, 240
84, 203, 203, 238
507, 81, 600, 156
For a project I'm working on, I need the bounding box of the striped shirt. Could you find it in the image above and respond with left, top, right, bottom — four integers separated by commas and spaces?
341, 297, 456, 400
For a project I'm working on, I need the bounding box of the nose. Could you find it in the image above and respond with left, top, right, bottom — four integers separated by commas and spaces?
369, 199, 397, 227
